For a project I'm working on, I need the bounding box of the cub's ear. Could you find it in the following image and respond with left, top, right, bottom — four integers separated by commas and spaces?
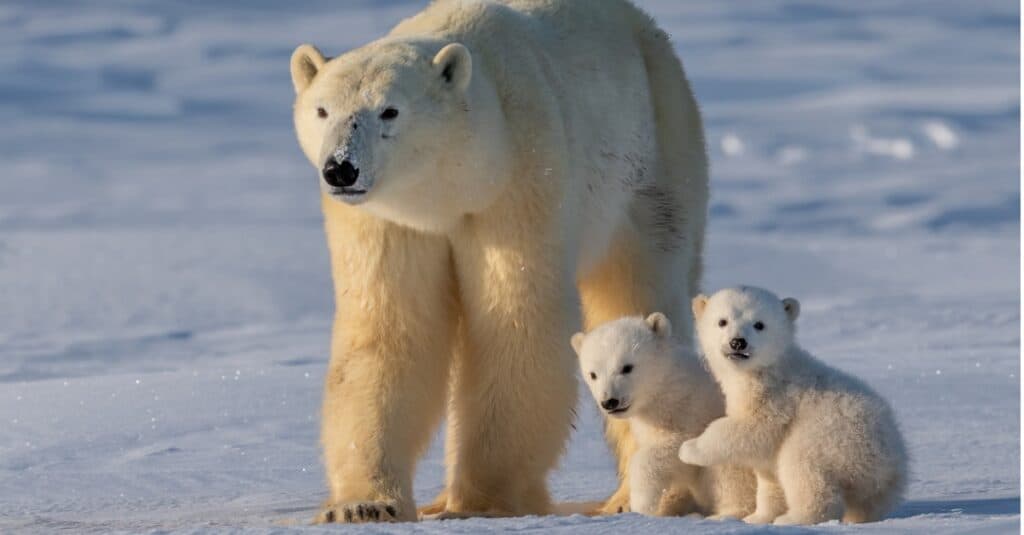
291, 44, 326, 93
645, 312, 672, 338
691, 294, 709, 320
433, 43, 472, 92
570, 332, 586, 356
782, 298, 800, 322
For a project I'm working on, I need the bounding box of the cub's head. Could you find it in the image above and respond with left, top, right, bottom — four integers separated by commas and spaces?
692, 286, 800, 372
290, 39, 504, 232
570, 313, 674, 419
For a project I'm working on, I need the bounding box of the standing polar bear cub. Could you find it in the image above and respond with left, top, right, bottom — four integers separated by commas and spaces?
680, 287, 908, 525
572, 314, 755, 518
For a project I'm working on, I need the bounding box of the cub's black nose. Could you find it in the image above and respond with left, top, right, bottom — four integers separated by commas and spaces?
601, 398, 620, 411
322, 157, 359, 188
730, 337, 748, 351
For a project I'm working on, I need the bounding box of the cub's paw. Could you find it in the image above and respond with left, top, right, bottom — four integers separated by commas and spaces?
678, 439, 709, 466
315, 501, 400, 524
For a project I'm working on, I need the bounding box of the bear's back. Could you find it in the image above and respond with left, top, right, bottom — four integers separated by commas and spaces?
389, 0, 650, 56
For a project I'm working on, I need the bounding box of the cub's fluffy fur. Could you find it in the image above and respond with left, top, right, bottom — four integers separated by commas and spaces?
681, 287, 907, 525
573, 314, 754, 517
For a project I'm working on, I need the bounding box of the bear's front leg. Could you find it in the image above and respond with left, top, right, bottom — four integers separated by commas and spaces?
317, 204, 456, 523
442, 210, 578, 517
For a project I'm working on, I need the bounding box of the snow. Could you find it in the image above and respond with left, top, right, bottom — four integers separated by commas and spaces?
0, 0, 1018, 533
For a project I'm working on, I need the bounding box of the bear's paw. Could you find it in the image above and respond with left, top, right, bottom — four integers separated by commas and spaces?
315, 501, 401, 524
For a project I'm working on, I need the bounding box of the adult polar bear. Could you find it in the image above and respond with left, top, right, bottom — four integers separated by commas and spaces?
289, 0, 708, 523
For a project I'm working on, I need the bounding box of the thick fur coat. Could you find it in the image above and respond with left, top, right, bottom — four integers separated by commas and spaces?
681, 287, 908, 525
290, 0, 708, 522
572, 314, 755, 518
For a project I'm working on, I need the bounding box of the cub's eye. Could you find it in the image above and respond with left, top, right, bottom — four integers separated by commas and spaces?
621, 364, 633, 375
380, 107, 399, 120
589, 372, 597, 380
316, 107, 328, 119
753, 321, 765, 331
718, 319, 728, 327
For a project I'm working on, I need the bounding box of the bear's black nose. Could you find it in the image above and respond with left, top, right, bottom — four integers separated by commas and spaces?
322, 157, 360, 188
729, 337, 748, 351
601, 398, 620, 411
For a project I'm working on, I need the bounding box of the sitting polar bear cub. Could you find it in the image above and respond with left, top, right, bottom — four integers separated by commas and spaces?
680, 287, 908, 525
571, 314, 755, 518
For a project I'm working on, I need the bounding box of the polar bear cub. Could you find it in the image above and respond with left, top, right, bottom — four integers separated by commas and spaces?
679, 287, 907, 525
571, 314, 755, 518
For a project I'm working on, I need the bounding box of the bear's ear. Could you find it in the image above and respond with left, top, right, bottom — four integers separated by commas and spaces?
645, 312, 672, 338
691, 295, 709, 320
291, 44, 326, 94
782, 298, 800, 322
433, 43, 472, 92
570, 332, 586, 356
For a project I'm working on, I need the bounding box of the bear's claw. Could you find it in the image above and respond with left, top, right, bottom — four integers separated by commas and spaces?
315, 501, 400, 524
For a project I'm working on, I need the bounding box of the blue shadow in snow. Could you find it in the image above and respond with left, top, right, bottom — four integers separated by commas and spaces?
890, 497, 1020, 519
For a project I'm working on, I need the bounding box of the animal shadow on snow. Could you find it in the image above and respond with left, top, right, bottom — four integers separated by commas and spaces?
890, 497, 1019, 518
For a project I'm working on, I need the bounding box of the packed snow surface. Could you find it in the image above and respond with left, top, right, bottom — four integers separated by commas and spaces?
0, 0, 1018, 533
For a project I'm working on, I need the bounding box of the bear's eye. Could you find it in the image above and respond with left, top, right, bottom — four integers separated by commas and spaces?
380, 107, 399, 120
718, 319, 728, 327
753, 321, 765, 331
316, 107, 328, 119
589, 372, 597, 381
621, 364, 633, 375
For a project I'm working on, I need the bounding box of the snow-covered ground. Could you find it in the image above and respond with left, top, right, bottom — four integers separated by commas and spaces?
0, 1, 1019, 533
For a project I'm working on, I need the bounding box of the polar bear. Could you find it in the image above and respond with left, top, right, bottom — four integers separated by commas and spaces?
571, 313, 755, 518
289, 0, 708, 523
679, 287, 908, 525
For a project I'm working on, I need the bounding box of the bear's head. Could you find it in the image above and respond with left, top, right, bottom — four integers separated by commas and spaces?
571, 313, 675, 419
290, 39, 510, 232
692, 286, 800, 373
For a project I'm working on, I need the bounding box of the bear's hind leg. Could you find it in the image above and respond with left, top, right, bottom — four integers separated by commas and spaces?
443, 222, 578, 517
578, 227, 694, 514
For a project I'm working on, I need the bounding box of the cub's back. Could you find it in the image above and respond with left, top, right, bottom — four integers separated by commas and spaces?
789, 355, 905, 472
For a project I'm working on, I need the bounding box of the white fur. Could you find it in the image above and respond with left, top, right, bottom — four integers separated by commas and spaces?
291, 0, 710, 522
681, 287, 908, 525
572, 314, 755, 518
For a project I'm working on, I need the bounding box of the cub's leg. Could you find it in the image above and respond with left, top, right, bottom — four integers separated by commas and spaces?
743, 470, 788, 524
773, 447, 844, 525
706, 464, 757, 519
628, 447, 681, 516
317, 202, 455, 523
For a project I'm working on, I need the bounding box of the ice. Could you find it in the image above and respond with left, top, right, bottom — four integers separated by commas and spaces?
0, 0, 1018, 532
